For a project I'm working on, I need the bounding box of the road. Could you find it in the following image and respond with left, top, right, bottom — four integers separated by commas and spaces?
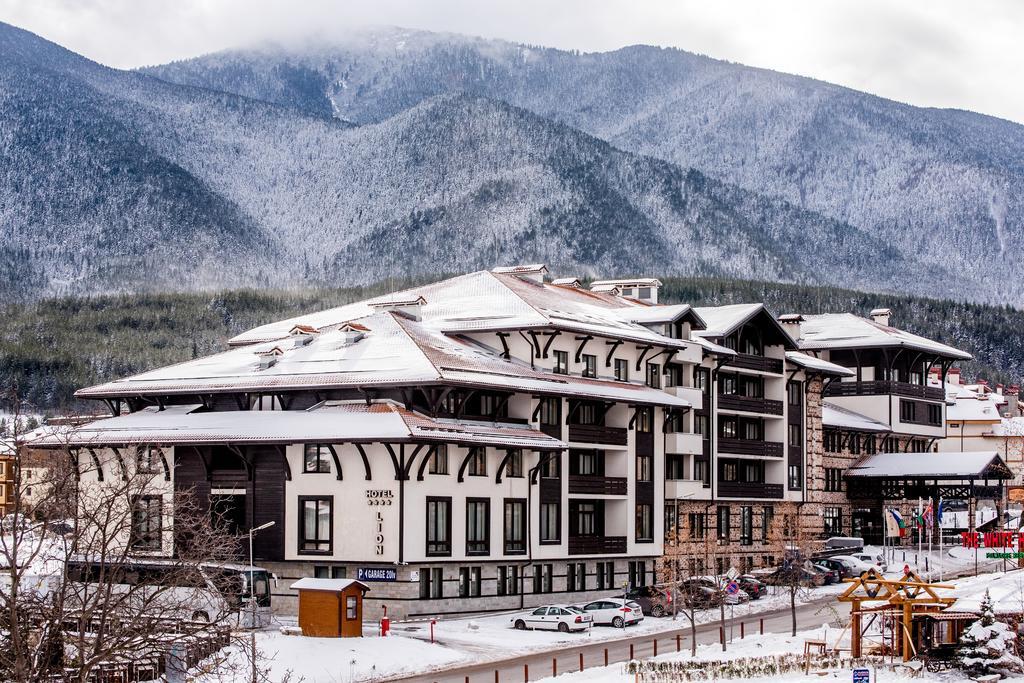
388, 595, 850, 683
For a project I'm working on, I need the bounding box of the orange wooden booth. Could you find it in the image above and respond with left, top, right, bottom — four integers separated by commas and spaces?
291, 578, 370, 638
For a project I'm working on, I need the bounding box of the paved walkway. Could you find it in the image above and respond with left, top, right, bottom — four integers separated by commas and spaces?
388, 595, 848, 683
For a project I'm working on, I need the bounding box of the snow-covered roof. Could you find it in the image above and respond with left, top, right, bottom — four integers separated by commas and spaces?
947, 393, 1004, 423
946, 570, 1024, 615
822, 402, 891, 432
785, 352, 854, 377
692, 304, 764, 337
31, 402, 567, 450
797, 313, 971, 359
606, 303, 707, 329
0, 438, 14, 456
589, 278, 662, 289
290, 578, 368, 592
846, 451, 1011, 479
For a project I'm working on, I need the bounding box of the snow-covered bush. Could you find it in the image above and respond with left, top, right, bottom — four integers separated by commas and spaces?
957, 590, 1024, 677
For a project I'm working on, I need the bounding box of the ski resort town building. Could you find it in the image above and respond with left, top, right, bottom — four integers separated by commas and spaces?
32, 267, 1012, 618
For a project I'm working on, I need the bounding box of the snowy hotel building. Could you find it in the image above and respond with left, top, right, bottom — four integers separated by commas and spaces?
35, 267, 1010, 618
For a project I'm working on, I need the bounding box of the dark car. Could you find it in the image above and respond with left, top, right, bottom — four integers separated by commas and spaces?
736, 575, 766, 599
812, 563, 841, 585
624, 585, 671, 617
815, 558, 853, 580
676, 581, 723, 609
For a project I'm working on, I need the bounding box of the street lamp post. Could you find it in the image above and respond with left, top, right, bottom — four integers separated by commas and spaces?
248, 520, 275, 683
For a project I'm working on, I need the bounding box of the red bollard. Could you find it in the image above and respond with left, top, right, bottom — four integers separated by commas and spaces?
629, 643, 634, 660
741, 622, 745, 639
653, 639, 657, 657
380, 616, 390, 636
760, 618, 764, 635
676, 634, 681, 652
579, 652, 584, 671
552, 658, 557, 676
524, 664, 528, 682
429, 618, 436, 643
604, 648, 609, 666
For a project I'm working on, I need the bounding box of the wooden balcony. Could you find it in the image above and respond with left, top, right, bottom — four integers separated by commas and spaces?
568, 535, 627, 555
568, 475, 628, 496
717, 394, 784, 415
824, 380, 944, 401
717, 482, 784, 499
723, 353, 783, 374
718, 438, 784, 457
568, 424, 628, 446
539, 423, 562, 439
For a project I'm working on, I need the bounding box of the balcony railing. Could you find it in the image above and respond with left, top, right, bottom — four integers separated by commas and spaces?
824, 380, 944, 401
539, 423, 562, 439
718, 438, 784, 457
717, 482, 784, 499
717, 394, 784, 415
568, 535, 627, 555
722, 353, 783, 374
568, 475, 628, 496
568, 424, 628, 446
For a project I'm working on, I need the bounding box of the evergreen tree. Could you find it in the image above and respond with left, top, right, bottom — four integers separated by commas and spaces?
957, 590, 1024, 677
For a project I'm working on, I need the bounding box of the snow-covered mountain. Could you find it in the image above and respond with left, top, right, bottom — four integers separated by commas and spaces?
0, 22, 1016, 302
144, 26, 1024, 304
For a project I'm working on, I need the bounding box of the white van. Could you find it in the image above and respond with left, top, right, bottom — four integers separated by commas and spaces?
65, 558, 274, 627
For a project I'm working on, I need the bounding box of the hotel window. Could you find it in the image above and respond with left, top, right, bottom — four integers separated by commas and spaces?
761, 505, 774, 540
717, 505, 731, 540
298, 496, 332, 554
136, 445, 162, 475
720, 417, 738, 439
646, 362, 661, 388
130, 496, 163, 551
823, 431, 840, 453
533, 564, 553, 593
665, 364, 683, 387
540, 453, 560, 478
539, 503, 560, 542
419, 567, 443, 599
576, 402, 599, 425
788, 464, 802, 490
694, 457, 710, 486
636, 453, 653, 482
740, 337, 762, 356
505, 450, 523, 478
720, 460, 738, 482
465, 498, 490, 556
719, 373, 737, 395
596, 561, 615, 590
466, 448, 487, 476
553, 350, 569, 374
666, 453, 686, 480
503, 499, 526, 554
787, 381, 802, 406
459, 566, 482, 598
581, 353, 597, 378
689, 512, 707, 539
575, 503, 598, 536
849, 433, 861, 455
303, 444, 332, 474
628, 560, 647, 588
497, 565, 519, 596
825, 468, 844, 492
927, 403, 942, 425
635, 407, 653, 432
614, 358, 629, 381
695, 368, 709, 393
899, 399, 916, 423
742, 419, 763, 440
571, 449, 602, 476
538, 397, 561, 425
635, 504, 653, 542
695, 414, 709, 439
426, 497, 452, 556
665, 504, 677, 536
788, 423, 802, 448
740, 506, 753, 546
567, 562, 587, 591
864, 435, 877, 454
428, 445, 449, 474
740, 375, 763, 398
824, 507, 843, 536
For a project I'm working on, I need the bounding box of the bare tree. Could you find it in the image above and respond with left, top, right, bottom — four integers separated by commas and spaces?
0, 389, 276, 682
767, 508, 816, 637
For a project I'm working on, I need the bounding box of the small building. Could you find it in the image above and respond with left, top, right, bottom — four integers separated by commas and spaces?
291, 578, 369, 638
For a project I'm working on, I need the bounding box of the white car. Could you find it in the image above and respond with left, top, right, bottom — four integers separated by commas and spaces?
577, 598, 644, 627
830, 555, 876, 575
511, 605, 593, 632
851, 552, 888, 572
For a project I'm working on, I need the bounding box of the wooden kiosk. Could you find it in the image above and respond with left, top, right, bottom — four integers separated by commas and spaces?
291, 578, 370, 637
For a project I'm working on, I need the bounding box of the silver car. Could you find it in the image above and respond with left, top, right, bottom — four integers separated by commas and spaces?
511, 605, 593, 632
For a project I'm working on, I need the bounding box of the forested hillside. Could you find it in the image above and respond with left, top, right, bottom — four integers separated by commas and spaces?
3, 275, 1021, 414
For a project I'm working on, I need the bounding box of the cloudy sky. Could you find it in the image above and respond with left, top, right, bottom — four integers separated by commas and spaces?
2, 0, 1022, 124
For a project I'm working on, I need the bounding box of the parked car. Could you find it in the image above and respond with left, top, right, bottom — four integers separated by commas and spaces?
625, 585, 672, 617
850, 552, 888, 572
577, 598, 644, 627
811, 563, 841, 585
763, 565, 825, 587
676, 581, 724, 610
684, 577, 750, 605
736, 575, 766, 600
829, 555, 875, 576
824, 536, 865, 552
815, 558, 853, 580
511, 605, 593, 632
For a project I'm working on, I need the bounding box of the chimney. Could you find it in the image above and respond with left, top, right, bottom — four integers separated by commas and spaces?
589, 278, 663, 304
997, 383, 1005, 395
492, 264, 548, 283
777, 314, 804, 343
948, 367, 962, 385
869, 308, 892, 326
369, 295, 427, 321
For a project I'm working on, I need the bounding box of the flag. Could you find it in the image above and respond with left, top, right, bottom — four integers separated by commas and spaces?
923, 501, 934, 525
936, 498, 944, 524
889, 508, 905, 528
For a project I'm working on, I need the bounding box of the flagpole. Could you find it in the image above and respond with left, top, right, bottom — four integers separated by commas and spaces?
938, 498, 943, 583
928, 498, 933, 578
918, 497, 923, 570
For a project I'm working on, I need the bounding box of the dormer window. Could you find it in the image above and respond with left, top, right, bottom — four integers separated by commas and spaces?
553, 350, 569, 375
